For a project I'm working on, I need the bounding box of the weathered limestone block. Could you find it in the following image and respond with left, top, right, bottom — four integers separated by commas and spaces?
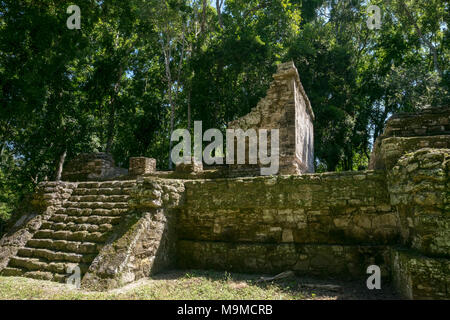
179, 171, 399, 245
388, 148, 450, 257
0, 181, 76, 272
228, 61, 314, 175
370, 106, 450, 170
383, 107, 450, 137
62, 153, 128, 181
175, 158, 203, 174
390, 248, 449, 299
128, 177, 185, 209
81, 209, 177, 291
32, 181, 77, 209
80, 177, 183, 290
177, 241, 391, 280
129, 157, 156, 176
373, 135, 449, 171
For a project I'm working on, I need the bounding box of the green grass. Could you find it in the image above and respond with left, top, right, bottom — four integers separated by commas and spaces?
0, 270, 398, 300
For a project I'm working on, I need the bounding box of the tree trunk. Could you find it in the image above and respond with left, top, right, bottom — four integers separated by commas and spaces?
216, 0, 224, 29
162, 38, 174, 170
55, 149, 67, 181
168, 86, 174, 170
105, 104, 115, 154
187, 88, 191, 131
201, 0, 207, 33
399, 1, 442, 78
105, 67, 123, 154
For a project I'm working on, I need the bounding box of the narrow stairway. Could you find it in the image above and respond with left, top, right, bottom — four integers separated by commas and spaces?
1, 180, 135, 283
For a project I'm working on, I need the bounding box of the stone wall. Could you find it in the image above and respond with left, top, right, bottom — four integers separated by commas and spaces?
129, 157, 156, 176
180, 172, 398, 245
390, 248, 449, 299
176, 172, 397, 280
178, 242, 390, 279
62, 153, 127, 181
370, 106, 450, 170
384, 147, 449, 299
175, 107, 450, 299
373, 135, 449, 171
228, 61, 314, 175
388, 148, 449, 258
365, 107, 450, 299
382, 107, 450, 137
81, 208, 177, 290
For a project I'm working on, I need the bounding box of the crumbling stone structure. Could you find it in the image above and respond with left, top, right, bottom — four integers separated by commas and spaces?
62, 153, 127, 181
369, 107, 450, 170
228, 61, 314, 175
129, 157, 156, 176
175, 158, 203, 174
388, 147, 449, 299
0, 63, 448, 299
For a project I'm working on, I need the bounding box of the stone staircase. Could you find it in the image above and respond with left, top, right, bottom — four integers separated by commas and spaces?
1, 181, 135, 283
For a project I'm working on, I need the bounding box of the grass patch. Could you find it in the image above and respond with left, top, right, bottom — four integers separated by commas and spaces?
0, 270, 399, 300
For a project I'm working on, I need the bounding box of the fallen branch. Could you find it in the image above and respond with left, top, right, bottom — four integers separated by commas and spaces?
300, 283, 342, 291
258, 271, 295, 282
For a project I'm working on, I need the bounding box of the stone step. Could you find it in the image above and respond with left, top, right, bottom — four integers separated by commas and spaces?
77, 181, 136, 189
0, 267, 67, 283
71, 187, 133, 196
8, 256, 89, 275
26, 238, 101, 254
0, 267, 24, 277
34, 229, 110, 243
68, 195, 130, 203
49, 214, 122, 225
41, 221, 114, 233
0, 182, 136, 284
56, 207, 128, 217
63, 201, 129, 209
25, 271, 67, 283
17, 247, 97, 264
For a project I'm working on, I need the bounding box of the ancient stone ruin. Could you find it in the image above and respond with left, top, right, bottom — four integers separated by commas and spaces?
228, 61, 314, 175
0, 62, 448, 299
62, 153, 128, 181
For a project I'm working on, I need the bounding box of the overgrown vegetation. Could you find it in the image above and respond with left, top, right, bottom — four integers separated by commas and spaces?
0, 0, 448, 227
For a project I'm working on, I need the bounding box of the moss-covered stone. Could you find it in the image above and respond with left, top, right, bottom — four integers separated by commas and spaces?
179, 171, 398, 245
81, 209, 177, 291
390, 248, 449, 299
369, 106, 450, 170
388, 148, 450, 257
177, 240, 391, 280
0, 181, 77, 272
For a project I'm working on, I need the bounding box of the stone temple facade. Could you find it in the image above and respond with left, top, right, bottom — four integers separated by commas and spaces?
0, 63, 448, 299
228, 61, 315, 175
